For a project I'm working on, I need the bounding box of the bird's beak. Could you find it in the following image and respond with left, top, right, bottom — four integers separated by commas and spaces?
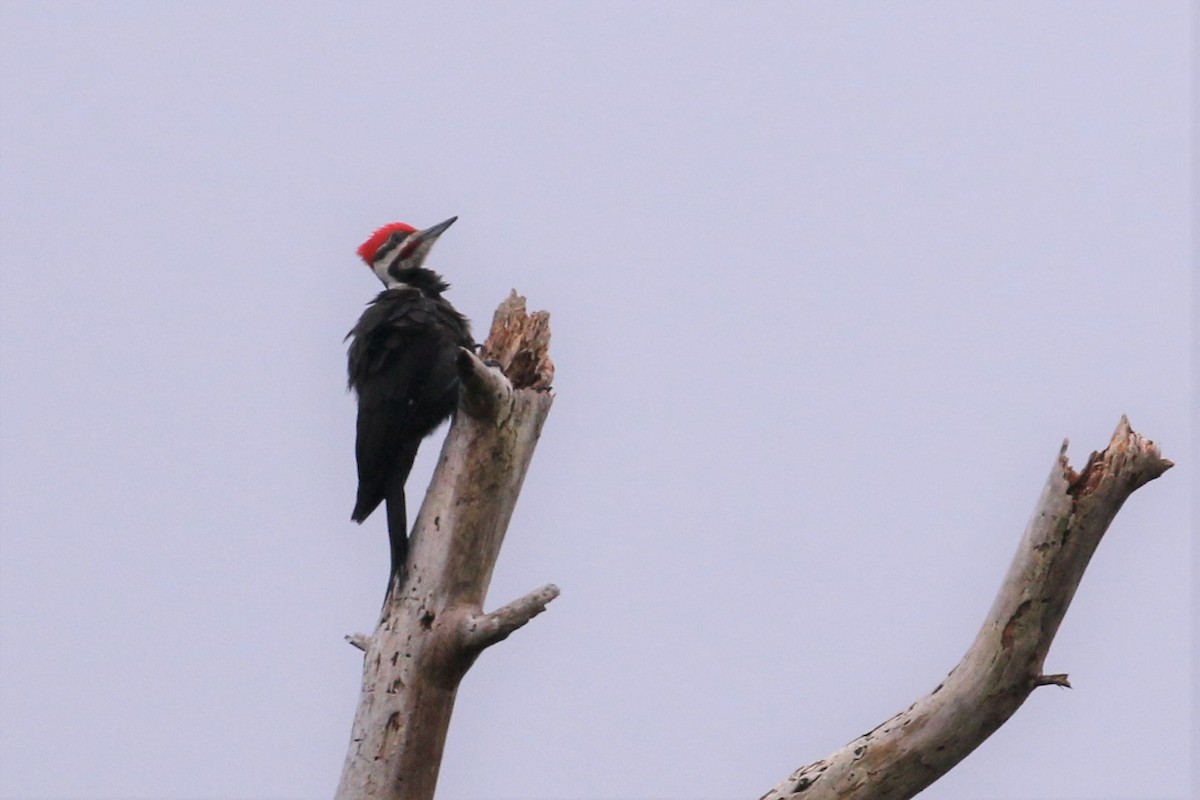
415, 216, 457, 243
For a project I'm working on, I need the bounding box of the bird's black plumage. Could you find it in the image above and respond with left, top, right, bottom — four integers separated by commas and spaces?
347, 265, 472, 583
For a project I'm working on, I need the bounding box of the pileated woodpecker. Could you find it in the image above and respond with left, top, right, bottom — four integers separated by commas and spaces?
347, 216, 473, 583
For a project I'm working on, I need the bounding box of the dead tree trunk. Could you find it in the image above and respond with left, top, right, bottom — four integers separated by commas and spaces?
335, 292, 555, 800
334, 289, 1170, 800
760, 416, 1172, 800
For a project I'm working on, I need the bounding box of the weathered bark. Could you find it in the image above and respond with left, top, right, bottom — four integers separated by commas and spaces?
761, 416, 1172, 800
335, 292, 556, 800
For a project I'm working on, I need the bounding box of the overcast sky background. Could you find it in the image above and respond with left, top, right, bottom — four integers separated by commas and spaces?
0, 3, 1192, 800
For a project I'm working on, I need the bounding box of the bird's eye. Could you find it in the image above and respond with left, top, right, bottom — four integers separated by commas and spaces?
375, 232, 406, 259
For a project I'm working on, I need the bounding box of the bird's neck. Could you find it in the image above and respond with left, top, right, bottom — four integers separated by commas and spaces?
383, 266, 449, 296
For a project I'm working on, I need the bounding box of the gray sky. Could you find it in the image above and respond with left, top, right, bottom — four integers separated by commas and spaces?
0, 3, 1192, 799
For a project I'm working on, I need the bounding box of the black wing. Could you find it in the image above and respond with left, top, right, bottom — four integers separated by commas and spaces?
347, 290, 469, 522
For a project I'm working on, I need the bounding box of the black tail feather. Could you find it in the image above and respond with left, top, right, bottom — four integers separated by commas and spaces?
385, 491, 407, 584
381, 436, 421, 593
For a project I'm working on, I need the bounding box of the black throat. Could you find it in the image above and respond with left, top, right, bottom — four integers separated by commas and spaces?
387, 266, 450, 296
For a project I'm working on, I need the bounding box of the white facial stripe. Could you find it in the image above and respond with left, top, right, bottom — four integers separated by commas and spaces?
373, 234, 437, 288
374, 244, 409, 287
411, 239, 433, 264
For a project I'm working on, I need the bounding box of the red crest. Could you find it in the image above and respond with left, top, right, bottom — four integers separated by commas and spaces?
357, 222, 416, 265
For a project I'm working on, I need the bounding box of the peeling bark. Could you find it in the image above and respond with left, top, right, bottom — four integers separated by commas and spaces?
760, 416, 1172, 800
335, 292, 555, 800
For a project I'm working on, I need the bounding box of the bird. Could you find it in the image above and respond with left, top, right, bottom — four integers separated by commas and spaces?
346, 216, 473, 586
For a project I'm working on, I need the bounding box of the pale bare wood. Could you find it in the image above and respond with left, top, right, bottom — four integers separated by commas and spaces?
760, 416, 1172, 800
335, 293, 555, 800
334, 292, 1170, 800
461, 583, 561, 652
480, 290, 554, 391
